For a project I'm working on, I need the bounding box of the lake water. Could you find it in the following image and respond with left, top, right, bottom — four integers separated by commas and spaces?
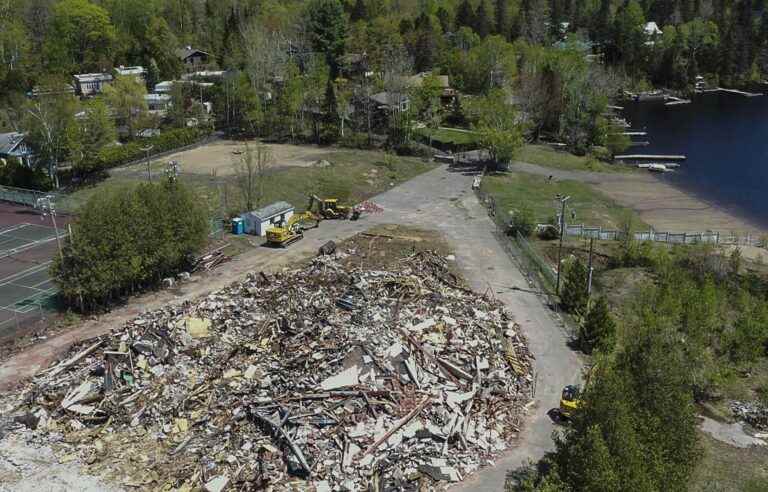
622, 93, 768, 230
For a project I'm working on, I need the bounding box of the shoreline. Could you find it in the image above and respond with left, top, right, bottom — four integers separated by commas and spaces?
507, 161, 766, 240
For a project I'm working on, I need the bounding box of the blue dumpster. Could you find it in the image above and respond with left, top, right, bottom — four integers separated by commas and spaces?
232, 217, 245, 235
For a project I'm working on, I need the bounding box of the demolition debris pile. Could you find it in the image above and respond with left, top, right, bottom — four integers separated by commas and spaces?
731, 400, 768, 431
6, 250, 533, 490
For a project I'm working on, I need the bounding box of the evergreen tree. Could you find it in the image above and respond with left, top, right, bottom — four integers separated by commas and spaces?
456, 0, 476, 30
351, 0, 368, 23
474, 1, 492, 38
579, 297, 617, 354
495, 0, 509, 37
561, 258, 589, 315
322, 78, 340, 142
436, 7, 452, 32
305, 0, 348, 77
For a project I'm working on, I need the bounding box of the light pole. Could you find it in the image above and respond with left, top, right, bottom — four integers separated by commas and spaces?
141, 145, 154, 183
555, 194, 571, 296
37, 195, 63, 262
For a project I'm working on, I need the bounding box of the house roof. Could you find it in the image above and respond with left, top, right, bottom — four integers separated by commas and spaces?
245, 201, 294, 221
370, 91, 409, 107
115, 66, 146, 76
0, 132, 25, 155
407, 72, 450, 89
177, 46, 210, 61
73, 73, 113, 83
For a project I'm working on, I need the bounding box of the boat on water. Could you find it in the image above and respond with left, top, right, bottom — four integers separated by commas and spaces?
637, 163, 674, 172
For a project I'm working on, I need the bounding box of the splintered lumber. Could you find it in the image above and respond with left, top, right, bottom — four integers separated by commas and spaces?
40, 340, 104, 377
361, 395, 432, 457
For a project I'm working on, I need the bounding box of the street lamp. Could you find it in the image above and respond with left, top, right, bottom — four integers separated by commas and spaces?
140, 145, 154, 183
555, 194, 571, 296
36, 195, 63, 262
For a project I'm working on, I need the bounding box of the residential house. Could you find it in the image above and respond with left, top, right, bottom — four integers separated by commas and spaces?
73, 73, 113, 97
370, 91, 410, 113
0, 132, 34, 167
407, 72, 458, 106
177, 46, 211, 72
114, 66, 147, 86
145, 94, 172, 115
154, 81, 175, 94
29, 84, 75, 99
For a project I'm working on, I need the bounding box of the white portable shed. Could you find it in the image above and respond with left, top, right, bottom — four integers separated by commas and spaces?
240, 201, 294, 236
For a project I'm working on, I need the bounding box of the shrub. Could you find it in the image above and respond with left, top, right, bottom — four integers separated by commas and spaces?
93, 128, 207, 172
561, 258, 589, 315
579, 297, 616, 354
51, 181, 208, 312
508, 206, 536, 238
0, 157, 54, 191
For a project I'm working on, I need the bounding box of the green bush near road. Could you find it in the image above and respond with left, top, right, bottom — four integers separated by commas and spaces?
94, 128, 208, 173
52, 181, 208, 312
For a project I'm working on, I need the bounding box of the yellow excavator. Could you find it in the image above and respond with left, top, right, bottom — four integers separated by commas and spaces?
557, 364, 598, 421
307, 195, 360, 220
266, 212, 320, 247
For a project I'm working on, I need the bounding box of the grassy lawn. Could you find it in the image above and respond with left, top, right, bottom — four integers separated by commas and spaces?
58, 148, 436, 218
416, 127, 479, 146
481, 171, 646, 230
516, 145, 632, 173
690, 431, 768, 491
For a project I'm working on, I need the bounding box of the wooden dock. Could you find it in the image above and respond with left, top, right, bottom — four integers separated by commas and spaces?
616, 154, 687, 161
628, 141, 650, 147
619, 131, 648, 136
697, 87, 764, 97
665, 98, 691, 106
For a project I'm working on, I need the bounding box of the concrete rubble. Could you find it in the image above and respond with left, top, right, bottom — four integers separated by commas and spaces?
731, 400, 768, 431
1, 249, 533, 490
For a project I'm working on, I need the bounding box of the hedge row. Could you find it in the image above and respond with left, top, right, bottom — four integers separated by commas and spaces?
90, 128, 209, 173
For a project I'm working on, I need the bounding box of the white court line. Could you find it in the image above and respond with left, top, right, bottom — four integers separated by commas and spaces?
0, 261, 51, 285
0, 234, 65, 261
0, 223, 32, 236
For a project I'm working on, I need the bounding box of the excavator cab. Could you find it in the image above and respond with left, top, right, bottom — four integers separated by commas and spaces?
558, 384, 582, 419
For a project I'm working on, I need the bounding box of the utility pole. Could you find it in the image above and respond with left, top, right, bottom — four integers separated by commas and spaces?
141, 145, 154, 183
587, 236, 595, 297
555, 194, 571, 295
37, 195, 63, 263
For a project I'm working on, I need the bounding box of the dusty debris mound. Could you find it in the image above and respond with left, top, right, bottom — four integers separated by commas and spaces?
5, 250, 533, 491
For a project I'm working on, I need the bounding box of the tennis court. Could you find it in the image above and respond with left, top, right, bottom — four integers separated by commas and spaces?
0, 221, 64, 335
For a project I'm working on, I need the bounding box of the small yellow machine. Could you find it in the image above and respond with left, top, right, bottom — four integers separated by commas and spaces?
266, 212, 319, 247
559, 384, 582, 419
308, 195, 359, 220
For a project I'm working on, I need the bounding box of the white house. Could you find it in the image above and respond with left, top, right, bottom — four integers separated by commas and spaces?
114, 65, 147, 85
73, 73, 113, 97
145, 93, 172, 114
240, 201, 295, 236
154, 81, 175, 94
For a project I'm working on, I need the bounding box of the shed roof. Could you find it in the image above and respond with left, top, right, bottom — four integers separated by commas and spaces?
246, 201, 294, 221
73, 73, 113, 83
370, 91, 409, 107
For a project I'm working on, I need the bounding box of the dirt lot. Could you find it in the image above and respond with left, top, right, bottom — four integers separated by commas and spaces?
144, 139, 346, 176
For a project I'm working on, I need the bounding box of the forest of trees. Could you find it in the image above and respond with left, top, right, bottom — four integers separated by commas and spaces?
3, 0, 768, 189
